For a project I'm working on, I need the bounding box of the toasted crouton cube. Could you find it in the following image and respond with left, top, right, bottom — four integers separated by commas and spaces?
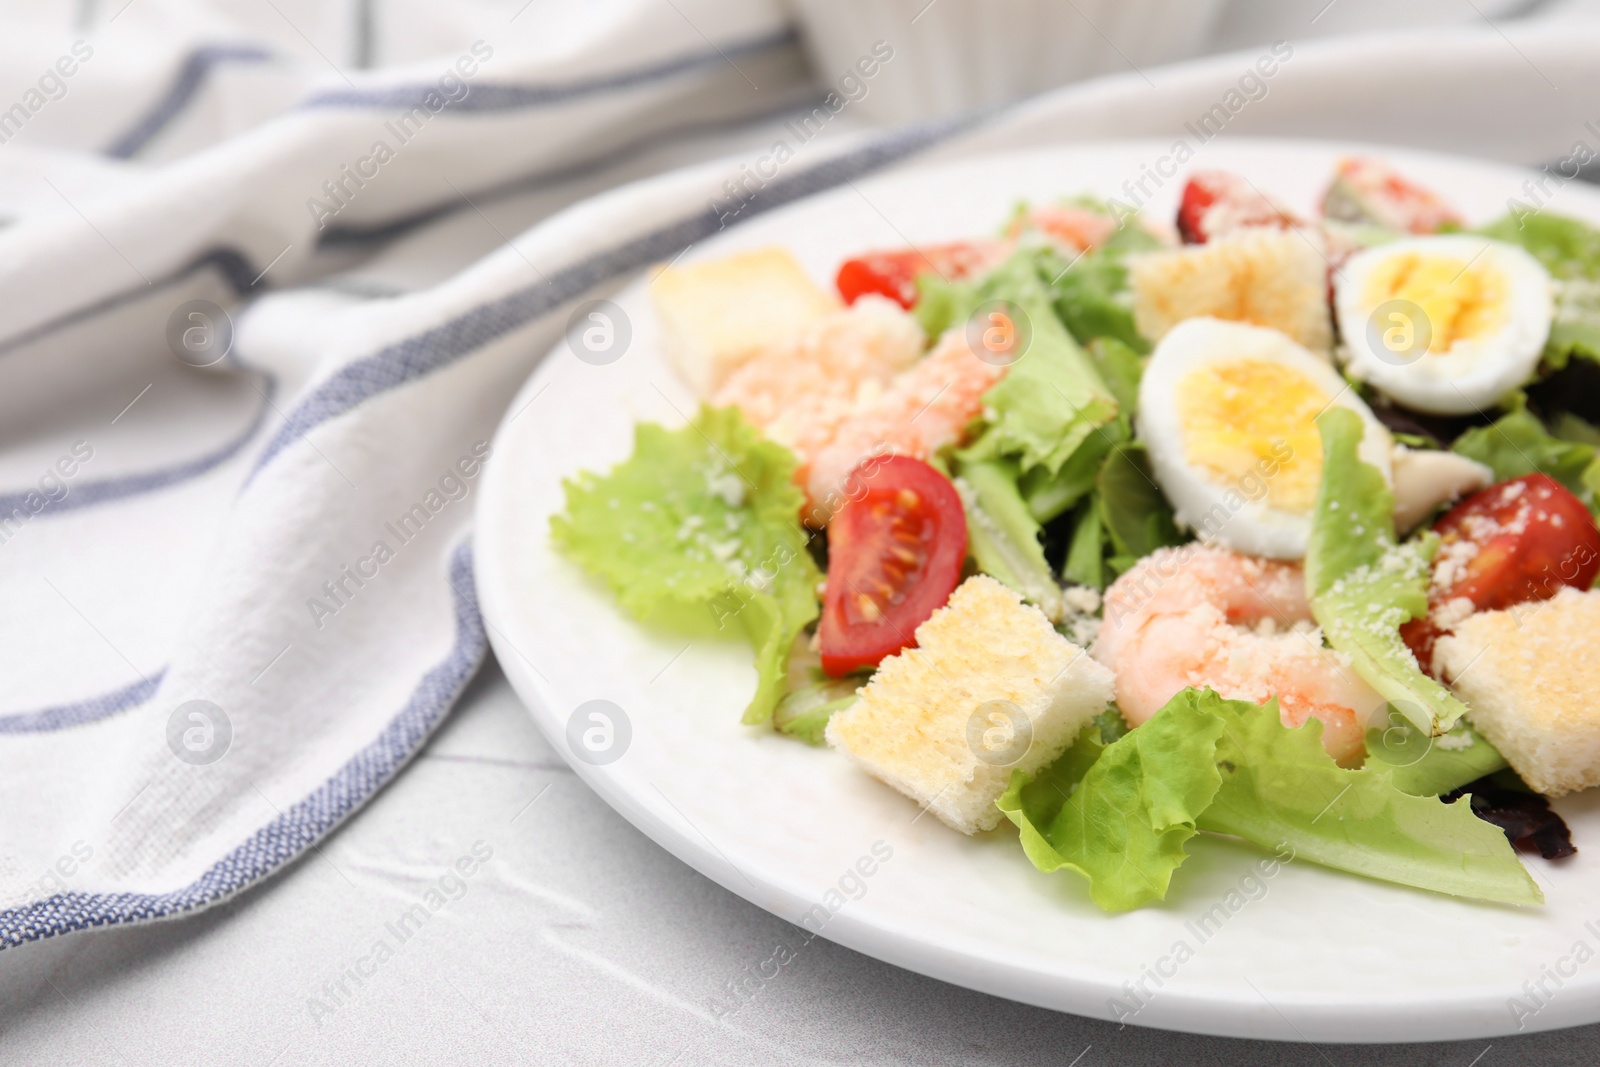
825, 575, 1115, 834
1130, 229, 1333, 354
1436, 587, 1600, 797
650, 247, 840, 395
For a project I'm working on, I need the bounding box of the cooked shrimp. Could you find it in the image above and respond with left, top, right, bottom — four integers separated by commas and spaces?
801, 326, 1006, 517
1092, 545, 1384, 765
712, 294, 924, 463
1012, 204, 1118, 252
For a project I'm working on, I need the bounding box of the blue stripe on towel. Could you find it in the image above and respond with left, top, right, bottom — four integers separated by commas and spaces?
301, 28, 796, 112
0, 670, 166, 735
0, 541, 484, 948
0, 247, 263, 360
0, 373, 275, 521
249, 112, 986, 480
105, 45, 275, 159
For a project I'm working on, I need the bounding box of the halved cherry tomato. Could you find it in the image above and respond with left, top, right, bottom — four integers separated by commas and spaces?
1176, 170, 1298, 244
819, 456, 968, 676
834, 241, 1004, 309
1403, 473, 1600, 668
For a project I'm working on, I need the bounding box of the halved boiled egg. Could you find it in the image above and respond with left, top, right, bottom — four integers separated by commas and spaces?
1333, 234, 1552, 415
1139, 317, 1392, 559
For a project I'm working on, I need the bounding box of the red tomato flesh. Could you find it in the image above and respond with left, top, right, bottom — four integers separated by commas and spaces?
835, 241, 1004, 309
819, 456, 968, 676
1403, 473, 1600, 669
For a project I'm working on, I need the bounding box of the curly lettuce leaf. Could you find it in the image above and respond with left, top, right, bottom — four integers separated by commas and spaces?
1479, 212, 1600, 370
950, 248, 1133, 607
998, 690, 1226, 911
1017, 428, 1119, 524
959, 250, 1120, 475
1547, 279, 1600, 371
913, 271, 982, 341
1038, 203, 1159, 353
1002, 688, 1541, 911
1306, 408, 1470, 736
1013, 337, 1146, 525
1199, 700, 1540, 906
1040, 244, 1155, 354
551, 405, 819, 724
1480, 210, 1600, 281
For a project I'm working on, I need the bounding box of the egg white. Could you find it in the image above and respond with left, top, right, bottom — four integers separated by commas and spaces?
1334, 234, 1552, 416
1138, 317, 1392, 560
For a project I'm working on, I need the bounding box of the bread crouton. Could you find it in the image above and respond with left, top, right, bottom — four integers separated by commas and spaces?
825, 575, 1115, 833
1435, 587, 1600, 796
1130, 229, 1333, 355
650, 248, 839, 395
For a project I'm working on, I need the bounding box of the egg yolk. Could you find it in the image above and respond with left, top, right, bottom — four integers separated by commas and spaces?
1362, 252, 1508, 353
1176, 359, 1328, 514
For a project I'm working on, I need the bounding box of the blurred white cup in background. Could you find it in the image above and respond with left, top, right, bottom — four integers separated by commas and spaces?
786, 0, 1229, 123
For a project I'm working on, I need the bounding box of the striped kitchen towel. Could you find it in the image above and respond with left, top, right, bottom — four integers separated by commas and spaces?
0, 0, 828, 947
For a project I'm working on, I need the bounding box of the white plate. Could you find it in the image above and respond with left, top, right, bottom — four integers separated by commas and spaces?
476, 139, 1600, 1042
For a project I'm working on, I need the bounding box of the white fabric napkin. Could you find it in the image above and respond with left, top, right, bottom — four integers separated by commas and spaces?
3, 0, 1599, 951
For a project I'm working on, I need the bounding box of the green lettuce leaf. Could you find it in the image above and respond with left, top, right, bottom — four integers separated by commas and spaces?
1479, 212, 1600, 370
1002, 688, 1540, 911
959, 250, 1120, 475
1199, 700, 1540, 906
1039, 205, 1160, 353
1093, 704, 1131, 745
956, 457, 1064, 621
948, 248, 1131, 607
1306, 408, 1470, 736
1480, 210, 1600, 281
1363, 717, 1508, 797
1451, 401, 1599, 514
551, 405, 820, 724
1547, 279, 1600, 371
773, 678, 858, 745
773, 642, 861, 744
997, 689, 1226, 911
1063, 498, 1106, 590
1018, 423, 1122, 524
913, 271, 982, 341
1087, 336, 1145, 417
1096, 442, 1184, 575
1040, 244, 1154, 354
1553, 411, 1600, 446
